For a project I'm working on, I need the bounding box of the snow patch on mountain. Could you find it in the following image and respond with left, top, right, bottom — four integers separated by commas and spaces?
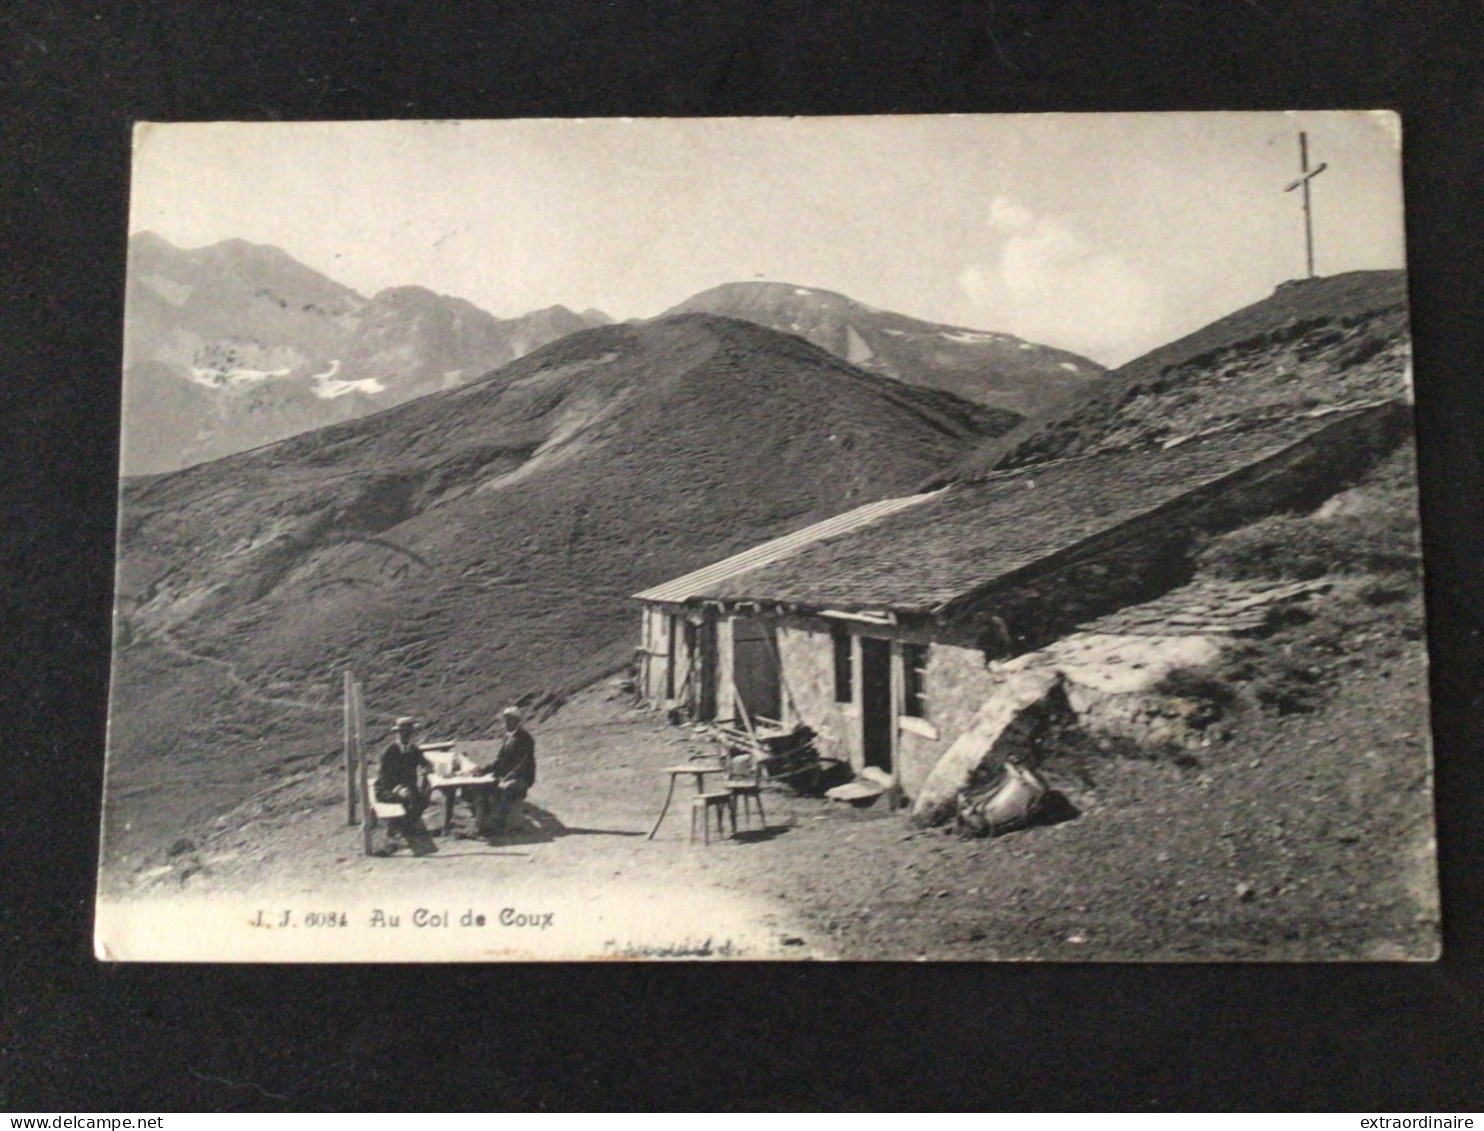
311, 360, 386, 399
139, 273, 195, 306
189, 364, 292, 389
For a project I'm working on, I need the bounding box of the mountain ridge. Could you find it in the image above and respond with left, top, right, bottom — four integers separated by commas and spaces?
667, 279, 1104, 417
934, 270, 1411, 483
120, 233, 610, 475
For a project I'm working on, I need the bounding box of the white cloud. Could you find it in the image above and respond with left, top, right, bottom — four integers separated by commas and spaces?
959, 198, 1166, 365
987, 196, 1035, 232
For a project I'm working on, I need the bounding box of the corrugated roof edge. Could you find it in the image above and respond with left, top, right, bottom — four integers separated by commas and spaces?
633, 489, 945, 604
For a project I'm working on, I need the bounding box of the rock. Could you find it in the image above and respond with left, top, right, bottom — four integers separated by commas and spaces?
911, 667, 1062, 826
1235, 882, 1255, 902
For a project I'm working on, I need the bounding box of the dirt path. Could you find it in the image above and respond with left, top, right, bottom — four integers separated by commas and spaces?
98, 684, 828, 960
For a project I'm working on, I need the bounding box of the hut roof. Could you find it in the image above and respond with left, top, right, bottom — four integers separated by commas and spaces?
635, 405, 1395, 617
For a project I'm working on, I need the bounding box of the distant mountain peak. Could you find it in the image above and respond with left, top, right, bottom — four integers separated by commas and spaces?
120, 239, 611, 475
665, 280, 1104, 418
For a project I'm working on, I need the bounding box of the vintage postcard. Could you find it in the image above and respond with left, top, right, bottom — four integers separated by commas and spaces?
96, 112, 1437, 961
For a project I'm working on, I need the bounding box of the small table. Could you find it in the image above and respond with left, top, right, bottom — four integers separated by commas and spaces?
647, 763, 727, 840
427, 772, 496, 835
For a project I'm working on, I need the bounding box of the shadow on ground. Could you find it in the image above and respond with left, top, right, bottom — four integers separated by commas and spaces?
728, 826, 792, 845
382, 804, 646, 856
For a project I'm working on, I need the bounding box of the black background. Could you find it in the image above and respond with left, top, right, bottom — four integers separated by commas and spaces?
3, 0, 1482, 1112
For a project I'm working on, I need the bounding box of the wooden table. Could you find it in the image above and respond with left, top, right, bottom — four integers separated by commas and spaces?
426, 772, 495, 835
647, 763, 727, 840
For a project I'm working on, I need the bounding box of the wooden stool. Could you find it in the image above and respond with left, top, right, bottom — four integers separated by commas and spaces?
727, 781, 766, 831
724, 749, 767, 833
690, 791, 735, 845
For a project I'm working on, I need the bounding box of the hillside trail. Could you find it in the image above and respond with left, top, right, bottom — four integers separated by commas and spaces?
152, 626, 341, 715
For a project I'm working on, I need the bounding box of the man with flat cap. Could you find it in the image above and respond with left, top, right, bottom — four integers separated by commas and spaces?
374, 716, 432, 842
470, 706, 537, 836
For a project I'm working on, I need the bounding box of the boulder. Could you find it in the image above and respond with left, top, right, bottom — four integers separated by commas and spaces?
910, 667, 1062, 827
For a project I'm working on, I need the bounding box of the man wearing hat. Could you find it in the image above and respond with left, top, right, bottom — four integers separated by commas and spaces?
374, 716, 432, 841
469, 706, 537, 836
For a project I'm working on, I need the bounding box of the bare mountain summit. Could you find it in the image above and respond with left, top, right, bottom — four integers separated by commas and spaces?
667, 280, 1104, 417
938, 270, 1412, 482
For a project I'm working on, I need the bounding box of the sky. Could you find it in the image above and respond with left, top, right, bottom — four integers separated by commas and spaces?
129, 112, 1405, 367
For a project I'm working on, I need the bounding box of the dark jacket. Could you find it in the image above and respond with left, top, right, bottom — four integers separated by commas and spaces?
375, 739, 430, 800
481, 726, 536, 788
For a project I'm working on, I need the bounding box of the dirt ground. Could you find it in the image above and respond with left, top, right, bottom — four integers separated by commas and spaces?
100, 617, 1438, 961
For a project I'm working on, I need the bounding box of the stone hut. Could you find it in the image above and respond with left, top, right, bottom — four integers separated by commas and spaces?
633, 403, 1406, 801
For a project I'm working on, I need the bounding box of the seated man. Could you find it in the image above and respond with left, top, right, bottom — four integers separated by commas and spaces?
470, 706, 537, 836
374, 716, 432, 841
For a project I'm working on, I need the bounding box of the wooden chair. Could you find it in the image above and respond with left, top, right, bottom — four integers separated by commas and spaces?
690, 790, 735, 845
724, 750, 767, 832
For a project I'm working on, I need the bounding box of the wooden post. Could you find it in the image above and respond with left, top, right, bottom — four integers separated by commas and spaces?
888, 639, 904, 790
355, 678, 374, 856
763, 630, 801, 726
343, 670, 357, 825
733, 687, 760, 748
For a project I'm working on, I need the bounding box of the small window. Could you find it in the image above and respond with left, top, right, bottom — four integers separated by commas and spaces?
902, 643, 929, 718
832, 629, 853, 703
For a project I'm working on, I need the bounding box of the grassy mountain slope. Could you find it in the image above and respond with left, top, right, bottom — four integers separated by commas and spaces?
105, 314, 1016, 867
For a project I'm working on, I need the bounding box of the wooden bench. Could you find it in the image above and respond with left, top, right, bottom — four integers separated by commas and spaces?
370, 800, 407, 821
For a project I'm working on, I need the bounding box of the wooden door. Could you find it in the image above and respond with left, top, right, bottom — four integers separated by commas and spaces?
731, 616, 781, 724
860, 636, 893, 772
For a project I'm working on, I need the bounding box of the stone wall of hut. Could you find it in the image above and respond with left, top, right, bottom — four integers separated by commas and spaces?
895, 642, 1000, 799
775, 618, 858, 763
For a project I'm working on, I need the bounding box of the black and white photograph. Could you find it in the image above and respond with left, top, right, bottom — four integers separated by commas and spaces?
94, 112, 1436, 962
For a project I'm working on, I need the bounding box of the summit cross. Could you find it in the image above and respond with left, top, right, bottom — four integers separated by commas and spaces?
1283, 131, 1328, 279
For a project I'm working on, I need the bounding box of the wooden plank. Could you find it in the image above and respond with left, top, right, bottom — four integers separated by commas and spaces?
732, 687, 761, 752
343, 670, 357, 825
825, 780, 886, 802
355, 677, 374, 856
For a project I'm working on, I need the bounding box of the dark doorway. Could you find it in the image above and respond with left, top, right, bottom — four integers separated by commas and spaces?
697, 618, 718, 720
860, 636, 893, 772
732, 617, 781, 724
665, 615, 678, 701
